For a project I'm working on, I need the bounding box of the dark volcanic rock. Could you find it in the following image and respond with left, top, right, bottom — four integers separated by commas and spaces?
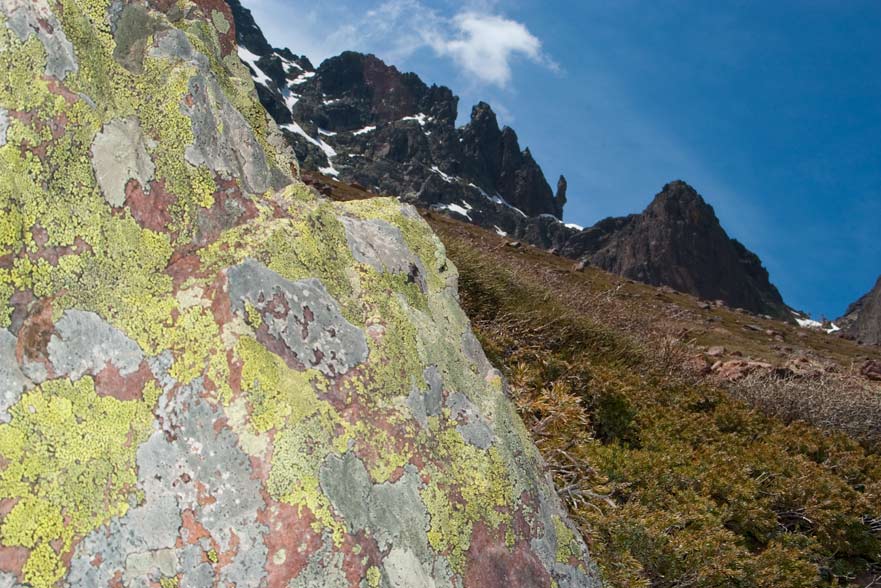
838, 276, 881, 345
226, 0, 563, 228
562, 181, 788, 318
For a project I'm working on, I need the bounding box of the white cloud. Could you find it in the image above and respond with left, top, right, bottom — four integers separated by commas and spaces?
425, 12, 557, 87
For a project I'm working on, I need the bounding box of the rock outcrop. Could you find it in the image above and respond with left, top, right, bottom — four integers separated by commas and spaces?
839, 275, 881, 346
0, 1, 598, 587
562, 181, 788, 318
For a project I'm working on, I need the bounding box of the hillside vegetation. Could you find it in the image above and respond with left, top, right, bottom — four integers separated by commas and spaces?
424, 212, 881, 587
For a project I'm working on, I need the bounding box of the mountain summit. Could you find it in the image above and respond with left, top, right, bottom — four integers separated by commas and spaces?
227, 0, 790, 319
226, 0, 562, 225
563, 181, 788, 317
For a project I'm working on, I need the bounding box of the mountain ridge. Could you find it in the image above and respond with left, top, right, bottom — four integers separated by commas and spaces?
227, 0, 790, 319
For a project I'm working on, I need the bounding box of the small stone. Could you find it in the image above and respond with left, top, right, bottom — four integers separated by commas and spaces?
861, 360, 881, 382
706, 346, 725, 357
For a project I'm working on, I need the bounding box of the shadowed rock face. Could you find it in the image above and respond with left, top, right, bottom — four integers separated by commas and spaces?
225, 0, 564, 223
0, 1, 598, 587
839, 276, 881, 346
563, 181, 788, 317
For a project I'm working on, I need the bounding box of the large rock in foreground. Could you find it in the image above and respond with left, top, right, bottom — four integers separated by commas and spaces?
0, 1, 598, 587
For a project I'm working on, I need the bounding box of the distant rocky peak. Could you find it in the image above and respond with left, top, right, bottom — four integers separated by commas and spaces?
469, 101, 502, 130
314, 51, 458, 128
645, 180, 720, 224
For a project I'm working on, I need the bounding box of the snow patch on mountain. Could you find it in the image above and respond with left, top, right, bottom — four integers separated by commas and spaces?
237, 46, 272, 87
353, 125, 376, 136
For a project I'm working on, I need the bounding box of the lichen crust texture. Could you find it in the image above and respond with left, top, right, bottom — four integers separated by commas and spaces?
0, 1, 599, 587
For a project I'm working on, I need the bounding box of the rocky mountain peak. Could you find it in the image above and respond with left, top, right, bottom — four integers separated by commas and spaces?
226, 0, 566, 222
563, 181, 789, 318
645, 180, 720, 224
313, 51, 458, 128
227, 0, 791, 320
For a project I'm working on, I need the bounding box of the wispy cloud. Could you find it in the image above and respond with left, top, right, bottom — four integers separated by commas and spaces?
245, 0, 556, 87
424, 12, 558, 86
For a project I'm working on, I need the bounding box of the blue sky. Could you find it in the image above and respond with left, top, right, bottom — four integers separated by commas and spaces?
244, 0, 881, 319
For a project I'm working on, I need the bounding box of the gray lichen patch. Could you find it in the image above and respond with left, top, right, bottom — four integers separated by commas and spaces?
0, 571, 18, 588
341, 216, 428, 292
0, 108, 8, 147
383, 548, 438, 588
90, 117, 156, 208
288, 535, 350, 588
228, 259, 368, 376
211, 10, 230, 34
149, 27, 208, 68
67, 381, 269, 588
407, 366, 443, 429
320, 454, 434, 563
2, 0, 78, 80
0, 329, 30, 423
446, 392, 494, 450
184, 72, 287, 195
47, 310, 144, 381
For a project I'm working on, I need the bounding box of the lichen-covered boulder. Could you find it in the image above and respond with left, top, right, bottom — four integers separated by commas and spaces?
0, 1, 599, 587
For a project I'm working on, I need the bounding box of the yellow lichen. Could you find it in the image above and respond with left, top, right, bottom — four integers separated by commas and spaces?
366, 565, 382, 587
0, 377, 157, 587
421, 426, 515, 572
553, 515, 582, 564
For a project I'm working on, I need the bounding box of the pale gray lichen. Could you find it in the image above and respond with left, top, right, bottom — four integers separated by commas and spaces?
407, 365, 444, 429
0, 108, 8, 147
90, 117, 156, 208
319, 454, 459, 588
383, 548, 438, 588
341, 216, 428, 292
0, 329, 30, 423
0, 571, 19, 588
447, 392, 495, 450
66, 379, 269, 588
2, 0, 78, 80
184, 72, 287, 194
288, 535, 349, 588
227, 259, 369, 376
47, 310, 145, 380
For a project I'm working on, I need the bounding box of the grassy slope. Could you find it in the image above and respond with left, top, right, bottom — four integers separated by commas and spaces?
316, 174, 881, 587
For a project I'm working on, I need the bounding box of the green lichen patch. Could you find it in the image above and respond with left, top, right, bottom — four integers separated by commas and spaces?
421, 425, 516, 572
0, 376, 159, 588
